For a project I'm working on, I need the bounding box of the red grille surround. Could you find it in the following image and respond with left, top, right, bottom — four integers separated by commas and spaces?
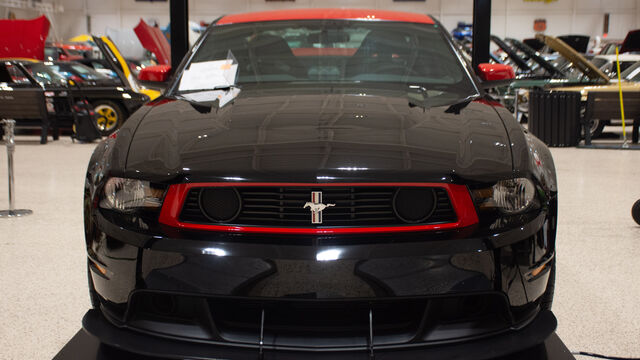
158, 183, 479, 235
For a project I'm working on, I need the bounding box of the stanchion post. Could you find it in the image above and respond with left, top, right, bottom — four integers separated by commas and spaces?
0, 119, 33, 218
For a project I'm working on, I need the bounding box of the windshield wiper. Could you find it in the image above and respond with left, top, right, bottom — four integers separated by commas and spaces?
171, 94, 212, 114
176, 84, 242, 94
445, 94, 480, 114
211, 84, 241, 91
407, 84, 429, 111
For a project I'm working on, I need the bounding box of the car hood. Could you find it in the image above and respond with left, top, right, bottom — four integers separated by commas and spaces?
0, 16, 50, 60
620, 29, 640, 54
557, 35, 590, 53
124, 87, 514, 184
134, 19, 170, 66
536, 34, 609, 83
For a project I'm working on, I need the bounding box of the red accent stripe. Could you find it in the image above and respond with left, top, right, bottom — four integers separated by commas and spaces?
217, 9, 435, 26
158, 183, 478, 235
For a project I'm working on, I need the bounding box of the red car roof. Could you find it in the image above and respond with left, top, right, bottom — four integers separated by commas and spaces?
217, 8, 435, 25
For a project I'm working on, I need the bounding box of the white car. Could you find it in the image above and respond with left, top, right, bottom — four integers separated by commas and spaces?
590, 54, 640, 78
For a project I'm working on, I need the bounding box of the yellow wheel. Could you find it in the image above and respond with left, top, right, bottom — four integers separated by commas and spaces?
93, 101, 124, 135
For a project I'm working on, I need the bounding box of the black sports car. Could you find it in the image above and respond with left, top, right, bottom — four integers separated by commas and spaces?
83, 9, 558, 359
28, 61, 151, 135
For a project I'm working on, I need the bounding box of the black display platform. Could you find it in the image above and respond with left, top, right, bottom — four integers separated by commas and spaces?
53, 330, 576, 360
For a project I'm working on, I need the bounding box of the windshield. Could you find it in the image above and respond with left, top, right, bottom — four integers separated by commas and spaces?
178, 20, 477, 99
621, 61, 640, 81
21, 63, 67, 86
590, 58, 608, 69
48, 63, 111, 81
65, 48, 85, 57
44, 47, 59, 60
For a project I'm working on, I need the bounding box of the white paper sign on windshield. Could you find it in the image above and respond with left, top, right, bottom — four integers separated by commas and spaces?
178, 59, 238, 91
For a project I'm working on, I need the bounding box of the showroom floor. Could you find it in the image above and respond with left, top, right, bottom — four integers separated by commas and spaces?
0, 133, 639, 360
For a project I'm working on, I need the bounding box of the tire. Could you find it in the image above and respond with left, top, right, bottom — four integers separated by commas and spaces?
93, 100, 125, 136
518, 113, 528, 124
579, 102, 606, 139
632, 199, 640, 225
589, 119, 606, 139
539, 257, 555, 311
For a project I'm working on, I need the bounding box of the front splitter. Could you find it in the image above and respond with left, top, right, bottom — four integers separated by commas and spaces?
53, 309, 569, 360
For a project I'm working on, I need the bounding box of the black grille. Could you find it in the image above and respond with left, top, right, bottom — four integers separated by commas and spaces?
179, 186, 457, 227
126, 292, 514, 348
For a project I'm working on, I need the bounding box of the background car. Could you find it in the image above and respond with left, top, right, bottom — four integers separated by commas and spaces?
596, 40, 622, 55
590, 54, 640, 78
0, 59, 96, 143
30, 61, 151, 135
552, 60, 640, 137
487, 35, 607, 125
44, 42, 93, 61
67, 36, 161, 134
78, 36, 160, 100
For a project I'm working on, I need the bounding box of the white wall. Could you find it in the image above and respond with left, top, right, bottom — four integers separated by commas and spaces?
3, 0, 640, 41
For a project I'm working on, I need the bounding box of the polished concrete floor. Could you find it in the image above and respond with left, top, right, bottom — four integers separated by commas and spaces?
0, 131, 639, 359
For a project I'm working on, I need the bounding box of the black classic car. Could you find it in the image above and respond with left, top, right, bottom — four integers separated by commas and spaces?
0, 59, 96, 143
29, 61, 151, 135
74, 36, 161, 134
83, 9, 558, 359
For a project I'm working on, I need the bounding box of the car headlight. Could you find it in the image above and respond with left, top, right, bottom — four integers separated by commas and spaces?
99, 177, 165, 212
472, 178, 535, 214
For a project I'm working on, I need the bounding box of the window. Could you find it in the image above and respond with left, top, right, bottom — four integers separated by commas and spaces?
185, 20, 476, 100
4, 64, 30, 84
21, 63, 67, 85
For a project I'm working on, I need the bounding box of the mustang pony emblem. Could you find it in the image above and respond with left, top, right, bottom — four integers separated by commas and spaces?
303, 191, 335, 224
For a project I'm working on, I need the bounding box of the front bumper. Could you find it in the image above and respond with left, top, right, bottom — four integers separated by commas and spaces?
87, 207, 555, 354
83, 308, 557, 360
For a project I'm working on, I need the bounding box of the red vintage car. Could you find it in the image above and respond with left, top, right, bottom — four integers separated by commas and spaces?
45, 42, 93, 61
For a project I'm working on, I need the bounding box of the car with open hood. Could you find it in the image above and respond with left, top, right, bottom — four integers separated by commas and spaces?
552, 58, 640, 137
30, 61, 153, 135
542, 31, 640, 138
44, 42, 93, 61
77, 36, 161, 133
490, 34, 610, 128
589, 54, 640, 79
0, 58, 98, 143
82, 9, 558, 359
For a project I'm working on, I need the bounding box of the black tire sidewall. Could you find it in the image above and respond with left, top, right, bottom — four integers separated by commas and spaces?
632, 200, 640, 225
590, 119, 606, 139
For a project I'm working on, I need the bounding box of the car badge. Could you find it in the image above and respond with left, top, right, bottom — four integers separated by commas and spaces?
303, 191, 335, 224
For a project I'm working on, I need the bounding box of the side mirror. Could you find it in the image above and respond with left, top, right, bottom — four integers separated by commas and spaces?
477, 63, 515, 82
477, 63, 515, 89
138, 65, 171, 82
